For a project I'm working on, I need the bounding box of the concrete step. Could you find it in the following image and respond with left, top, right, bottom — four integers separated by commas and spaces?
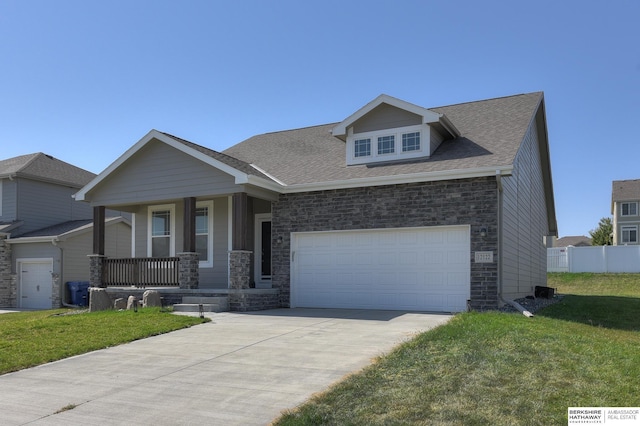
173, 303, 229, 313
182, 296, 227, 305
173, 296, 229, 313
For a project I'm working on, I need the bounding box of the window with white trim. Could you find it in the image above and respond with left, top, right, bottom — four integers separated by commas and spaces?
346, 124, 428, 165
148, 204, 175, 257
621, 202, 638, 216
354, 138, 371, 157
402, 132, 421, 152
377, 135, 395, 155
621, 225, 638, 244
195, 200, 214, 267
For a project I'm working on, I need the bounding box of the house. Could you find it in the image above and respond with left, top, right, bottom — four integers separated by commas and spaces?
0, 153, 130, 309
554, 236, 591, 247
611, 179, 640, 245
75, 92, 557, 312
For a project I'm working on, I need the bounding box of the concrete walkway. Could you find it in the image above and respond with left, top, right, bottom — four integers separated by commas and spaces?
0, 308, 451, 425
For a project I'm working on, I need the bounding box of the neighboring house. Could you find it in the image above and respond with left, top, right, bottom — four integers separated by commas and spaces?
0, 153, 130, 309
554, 236, 591, 247
611, 179, 640, 246
75, 92, 557, 312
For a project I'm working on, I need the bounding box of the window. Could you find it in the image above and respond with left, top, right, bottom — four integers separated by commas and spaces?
354, 138, 371, 157
621, 226, 638, 244
346, 124, 428, 166
402, 132, 421, 152
621, 202, 638, 216
148, 204, 175, 257
377, 135, 395, 155
195, 200, 214, 267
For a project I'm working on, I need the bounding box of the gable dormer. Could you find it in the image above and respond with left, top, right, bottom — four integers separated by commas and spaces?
332, 94, 460, 166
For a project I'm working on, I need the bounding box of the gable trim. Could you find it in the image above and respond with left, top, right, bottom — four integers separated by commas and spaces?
74, 130, 261, 202
332, 94, 460, 138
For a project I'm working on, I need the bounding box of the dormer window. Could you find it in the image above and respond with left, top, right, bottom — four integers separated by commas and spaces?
332, 94, 461, 167
354, 138, 371, 157
347, 124, 426, 165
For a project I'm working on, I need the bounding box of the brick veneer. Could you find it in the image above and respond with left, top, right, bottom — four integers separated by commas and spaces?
271, 177, 499, 310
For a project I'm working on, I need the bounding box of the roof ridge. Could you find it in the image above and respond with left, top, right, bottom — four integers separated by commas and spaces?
430, 91, 543, 110
260, 122, 338, 136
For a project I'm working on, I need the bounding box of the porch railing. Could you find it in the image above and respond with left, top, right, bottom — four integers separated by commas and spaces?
103, 257, 180, 287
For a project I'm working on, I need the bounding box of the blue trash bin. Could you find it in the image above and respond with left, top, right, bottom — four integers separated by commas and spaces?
67, 281, 90, 306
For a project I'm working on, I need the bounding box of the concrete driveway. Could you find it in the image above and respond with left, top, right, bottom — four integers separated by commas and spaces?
0, 308, 451, 425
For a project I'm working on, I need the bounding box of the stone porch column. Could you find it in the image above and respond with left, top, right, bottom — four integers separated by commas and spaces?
178, 252, 199, 289
229, 250, 252, 312
88, 254, 106, 288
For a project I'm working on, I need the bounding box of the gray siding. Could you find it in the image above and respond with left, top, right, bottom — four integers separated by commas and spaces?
86, 140, 242, 207
272, 179, 499, 310
352, 103, 422, 134
612, 201, 640, 245
0, 179, 17, 221
60, 221, 131, 283
132, 196, 230, 289
501, 120, 549, 299
14, 178, 92, 236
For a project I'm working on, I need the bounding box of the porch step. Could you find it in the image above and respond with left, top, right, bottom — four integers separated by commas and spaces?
173, 296, 229, 313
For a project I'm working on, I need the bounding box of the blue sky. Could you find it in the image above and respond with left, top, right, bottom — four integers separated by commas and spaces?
1, 1, 638, 237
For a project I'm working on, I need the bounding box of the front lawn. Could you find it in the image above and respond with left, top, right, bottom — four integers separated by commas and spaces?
276, 274, 640, 425
0, 308, 208, 375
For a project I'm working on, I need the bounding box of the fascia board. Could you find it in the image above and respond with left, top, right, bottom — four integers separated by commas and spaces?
279, 166, 513, 194
6, 236, 56, 244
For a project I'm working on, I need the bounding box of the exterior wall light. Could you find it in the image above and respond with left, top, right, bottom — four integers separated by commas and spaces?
480, 227, 488, 238
276, 236, 283, 244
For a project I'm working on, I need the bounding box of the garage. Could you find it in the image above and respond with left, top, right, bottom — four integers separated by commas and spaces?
18, 259, 54, 310
290, 226, 471, 312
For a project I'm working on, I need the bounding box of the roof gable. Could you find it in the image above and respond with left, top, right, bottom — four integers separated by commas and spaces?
75, 130, 280, 202
331, 94, 459, 140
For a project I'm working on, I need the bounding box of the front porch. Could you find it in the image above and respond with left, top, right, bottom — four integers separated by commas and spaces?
89, 193, 281, 311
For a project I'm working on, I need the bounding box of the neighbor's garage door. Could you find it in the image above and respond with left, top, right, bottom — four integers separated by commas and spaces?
291, 226, 470, 312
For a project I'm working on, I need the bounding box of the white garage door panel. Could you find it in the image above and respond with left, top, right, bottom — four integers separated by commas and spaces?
292, 226, 471, 312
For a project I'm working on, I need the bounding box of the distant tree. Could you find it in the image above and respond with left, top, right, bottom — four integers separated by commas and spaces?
589, 217, 613, 245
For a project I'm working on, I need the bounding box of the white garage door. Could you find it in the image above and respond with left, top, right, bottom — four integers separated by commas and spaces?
291, 226, 470, 312
19, 259, 53, 310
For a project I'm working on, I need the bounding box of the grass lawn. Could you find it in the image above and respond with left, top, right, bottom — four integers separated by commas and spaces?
275, 274, 640, 425
0, 308, 208, 375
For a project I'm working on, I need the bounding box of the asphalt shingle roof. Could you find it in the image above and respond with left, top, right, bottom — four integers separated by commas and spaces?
0, 153, 95, 188
612, 179, 640, 201
222, 92, 543, 186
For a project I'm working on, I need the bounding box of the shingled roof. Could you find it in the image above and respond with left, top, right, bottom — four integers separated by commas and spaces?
0, 153, 95, 188
612, 179, 640, 202
223, 92, 544, 186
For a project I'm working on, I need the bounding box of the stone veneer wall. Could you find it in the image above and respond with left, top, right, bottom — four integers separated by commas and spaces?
0, 235, 16, 307
271, 177, 499, 310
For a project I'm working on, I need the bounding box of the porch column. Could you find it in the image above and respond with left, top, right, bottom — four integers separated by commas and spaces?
232, 192, 248, 250
92, 206, 105, 256
179, 197, 199, 289
90, 206, 106, 288
183, 197, 196, 253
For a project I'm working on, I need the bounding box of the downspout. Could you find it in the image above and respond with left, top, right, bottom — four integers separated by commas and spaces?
495, 170, 533, 317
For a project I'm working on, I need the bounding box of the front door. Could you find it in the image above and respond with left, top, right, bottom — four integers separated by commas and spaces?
19, 260, 53, 309
254, 214, 272, 288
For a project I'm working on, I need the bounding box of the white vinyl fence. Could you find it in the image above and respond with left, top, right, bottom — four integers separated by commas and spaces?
547, 245, 640, 273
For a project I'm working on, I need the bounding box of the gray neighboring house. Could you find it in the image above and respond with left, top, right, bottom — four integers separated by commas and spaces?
76, 92, 557, 312
554, 236, 591, 247
611, 179, 640, 246
0, 153, 130, 309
